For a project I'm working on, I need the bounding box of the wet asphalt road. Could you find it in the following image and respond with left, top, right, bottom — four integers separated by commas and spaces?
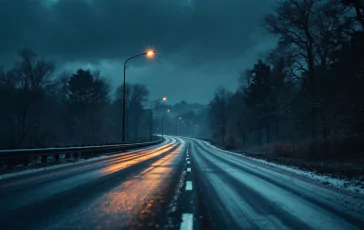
185, 138, 364, 230
1, 137, 364, 230
0, 137, 187, 230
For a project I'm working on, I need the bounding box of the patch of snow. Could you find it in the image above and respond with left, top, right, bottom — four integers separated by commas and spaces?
203, 140, 364, 195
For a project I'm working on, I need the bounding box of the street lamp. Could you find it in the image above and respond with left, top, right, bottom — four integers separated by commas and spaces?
188, 121, 193, 137
122, 50, 156, 143
149, 96, 166, 141
162, 109, 170, 138
176, 116, 183, 136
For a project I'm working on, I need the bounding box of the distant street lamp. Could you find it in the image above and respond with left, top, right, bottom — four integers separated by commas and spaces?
162, 109, 170, 138
188, 121, 193, 137
149, 97, 167, 141
176, 116, 183, 136
122, 50, 156, 143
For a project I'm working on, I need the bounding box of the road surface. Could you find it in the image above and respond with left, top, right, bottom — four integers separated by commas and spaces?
0, 137, 363, 230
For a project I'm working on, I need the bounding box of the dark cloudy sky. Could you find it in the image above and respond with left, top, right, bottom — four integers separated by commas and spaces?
0, 0, 276, 104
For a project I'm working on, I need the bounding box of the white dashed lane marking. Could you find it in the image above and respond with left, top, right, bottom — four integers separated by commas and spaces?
180, 143, 193, 230
185, 181, 193, 191
180, 213, 193, 230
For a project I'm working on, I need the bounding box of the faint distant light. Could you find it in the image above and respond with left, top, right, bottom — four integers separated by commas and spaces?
162, 97, 167, 101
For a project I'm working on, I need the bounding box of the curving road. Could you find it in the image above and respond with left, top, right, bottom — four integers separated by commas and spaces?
185, 138, 364, 230
0, 137, 363, 230
0, 137, 187, 230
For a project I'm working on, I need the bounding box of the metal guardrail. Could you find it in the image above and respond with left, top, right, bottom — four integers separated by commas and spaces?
0, 139, 164, 171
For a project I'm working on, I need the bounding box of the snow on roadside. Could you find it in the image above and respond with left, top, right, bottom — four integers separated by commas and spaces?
203, 141, 364, 195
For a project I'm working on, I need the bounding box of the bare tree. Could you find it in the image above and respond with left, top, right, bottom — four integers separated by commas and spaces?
209, 87, 232, 146
336, 0, 364, 30
265, 0, 315, 88
0, 49, 55, 147
115, 83, 149, 141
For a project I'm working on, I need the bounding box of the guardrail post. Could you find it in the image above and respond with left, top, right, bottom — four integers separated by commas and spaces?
85, 150, 91, 159
0, 158, 5, 171
54, 154, 60, 163
23, 156, 31, 166
41, 155, 47, 164
7, 158, 18, 169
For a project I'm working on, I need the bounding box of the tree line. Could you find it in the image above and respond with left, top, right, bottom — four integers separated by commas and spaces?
209, 0, 364, 159
0, 49, 152, 149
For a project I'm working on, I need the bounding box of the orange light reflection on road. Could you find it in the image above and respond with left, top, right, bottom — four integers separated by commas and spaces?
82, 144, 185, 229
100, 145, 176, 176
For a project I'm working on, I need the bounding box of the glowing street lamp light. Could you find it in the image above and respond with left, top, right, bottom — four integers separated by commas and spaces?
149, 96, 166, 141
122, 49, 156, 142
162, 109, 171, 138
147, 50, 156, 57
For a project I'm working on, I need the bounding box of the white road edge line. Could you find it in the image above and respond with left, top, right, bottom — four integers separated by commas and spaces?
187, 168, 191, 172
180, 213, 193, 230
185, 181, 193, 191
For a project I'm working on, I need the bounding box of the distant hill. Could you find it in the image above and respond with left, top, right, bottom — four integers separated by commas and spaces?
171, 100, 207, 115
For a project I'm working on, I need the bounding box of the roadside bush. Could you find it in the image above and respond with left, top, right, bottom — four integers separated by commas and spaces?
300, 135, 364, 161
273, 142, 294, 157
329, 135, 364, 159
224, 136, 236, 150
304, 139, 326, 160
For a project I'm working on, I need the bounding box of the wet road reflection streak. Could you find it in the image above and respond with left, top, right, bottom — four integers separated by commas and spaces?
101, 144, 177, 175
0, 139, 177, 190
46, 141, 186, 229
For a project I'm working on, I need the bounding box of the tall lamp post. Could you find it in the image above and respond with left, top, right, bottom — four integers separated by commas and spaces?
176, 117, 182, 136
161, 109, 170, 138
122, 50, 156, 143
149, 97, 167, 141
188, 120, 192, 137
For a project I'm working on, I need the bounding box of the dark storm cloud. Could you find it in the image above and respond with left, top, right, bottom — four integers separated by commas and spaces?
0, 0, 273, 61
0, 0, 275, 103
